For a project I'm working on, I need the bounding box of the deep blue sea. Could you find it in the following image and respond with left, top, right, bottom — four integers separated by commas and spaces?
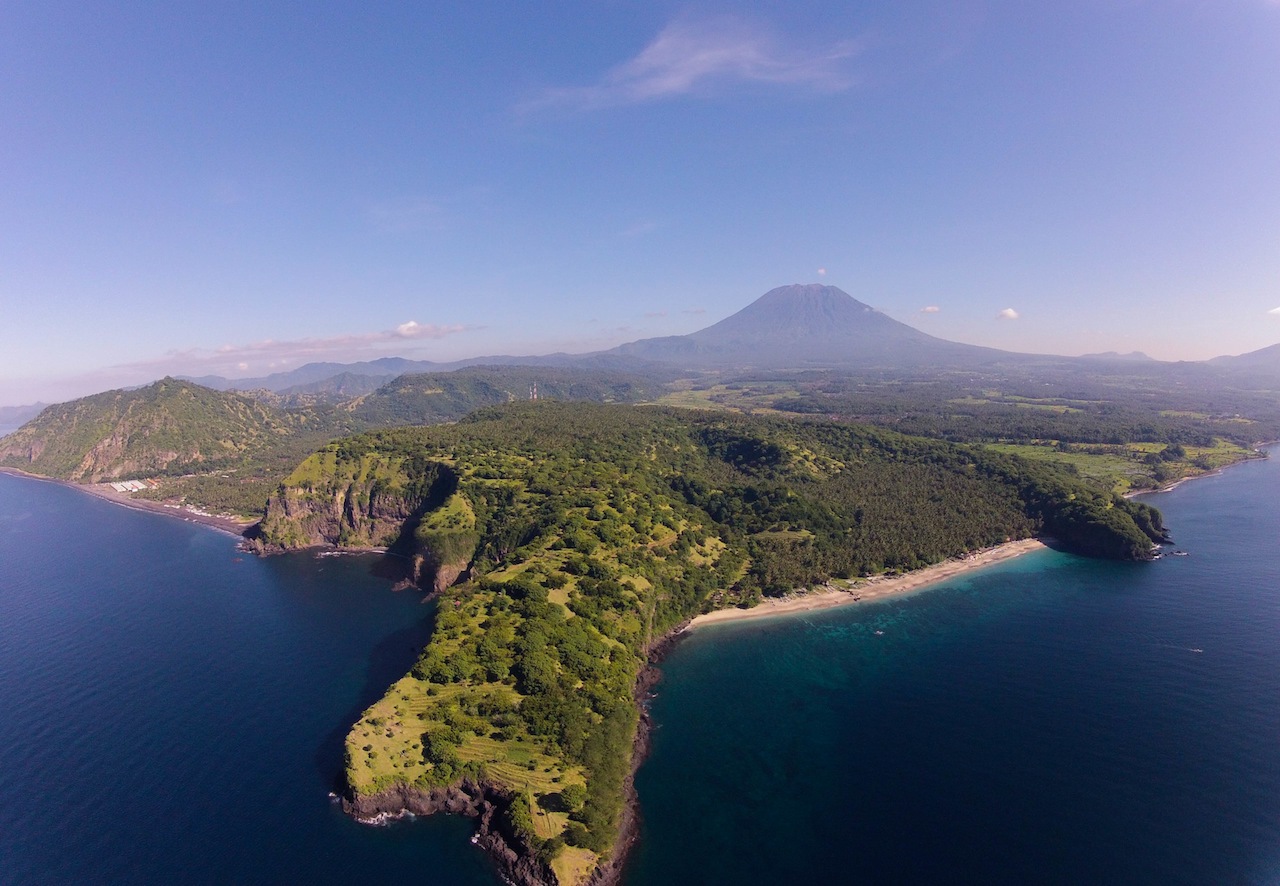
2, 452, 1279, 885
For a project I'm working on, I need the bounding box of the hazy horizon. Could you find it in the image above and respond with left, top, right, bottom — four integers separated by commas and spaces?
4, 3, 1279, 406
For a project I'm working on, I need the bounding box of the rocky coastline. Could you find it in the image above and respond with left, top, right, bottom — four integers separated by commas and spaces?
583, 620, 693, 885
344, 779, 555, 885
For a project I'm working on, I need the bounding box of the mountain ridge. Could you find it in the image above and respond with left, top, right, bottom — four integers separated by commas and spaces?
165, 284, 1280, 398
14, 284, 1280, 411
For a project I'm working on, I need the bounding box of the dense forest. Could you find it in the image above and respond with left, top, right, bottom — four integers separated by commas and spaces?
4, 355, 1274, 519
257, 402, 1165, 881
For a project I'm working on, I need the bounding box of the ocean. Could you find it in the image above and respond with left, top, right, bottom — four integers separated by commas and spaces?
627, 454, 1280, 885
1, 452, 1278, 884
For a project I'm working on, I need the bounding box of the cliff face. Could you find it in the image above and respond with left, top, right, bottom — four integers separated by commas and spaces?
256, 447, 477, 593
259, 482, 416, 549
344, 780, 555, 886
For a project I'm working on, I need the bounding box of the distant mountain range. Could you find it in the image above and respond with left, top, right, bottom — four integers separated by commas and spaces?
0, 402, 47, 429
5, 285, 1279, 503
189, 285, 1022, 391
173, 285, 1280, 399
185, 357, 464, 393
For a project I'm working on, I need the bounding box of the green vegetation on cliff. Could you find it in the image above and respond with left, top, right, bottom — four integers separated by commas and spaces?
258, 402, 1165, 881
0, 378, 328, 481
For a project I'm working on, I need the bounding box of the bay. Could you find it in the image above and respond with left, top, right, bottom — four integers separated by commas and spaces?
627, 451, 1280, 885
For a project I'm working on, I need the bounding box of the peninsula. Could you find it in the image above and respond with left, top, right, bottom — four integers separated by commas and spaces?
254, 402, 1165, 884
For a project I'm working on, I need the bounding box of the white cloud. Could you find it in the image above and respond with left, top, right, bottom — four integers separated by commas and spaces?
1269, 306, 1280, 315
113, 321, 470, 378
920, 306, 941, 314
525, 16, 861, 113
682, 307, 707, 316
998, 308, 1019, 320
395, 320, 456, 338
817, 267, 827, 276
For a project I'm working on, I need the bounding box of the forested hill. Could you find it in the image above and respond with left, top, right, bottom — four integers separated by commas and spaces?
0, 378, 347, 482
344, 366, 656, 426
257, 402, 1164, 883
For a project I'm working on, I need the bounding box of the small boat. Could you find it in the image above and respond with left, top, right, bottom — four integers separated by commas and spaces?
874, 630, 884, 636
1172, 550, 1189, 556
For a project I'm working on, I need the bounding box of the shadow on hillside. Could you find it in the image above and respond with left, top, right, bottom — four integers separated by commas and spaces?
314, 599, 438, 792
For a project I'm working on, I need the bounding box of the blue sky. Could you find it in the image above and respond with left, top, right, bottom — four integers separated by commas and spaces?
2, 1, 1279, 405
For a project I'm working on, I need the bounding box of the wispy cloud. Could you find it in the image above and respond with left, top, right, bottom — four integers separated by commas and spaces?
920, 305, 941, 314
525, 16, 861, 114
998, 308, 1019, 320
644, 311, 668, 319
113, 321, 470, 378
1269, 306, 1280, 315
682, 307, 707, 316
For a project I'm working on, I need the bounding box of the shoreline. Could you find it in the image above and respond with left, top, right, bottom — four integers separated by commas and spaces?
602, 536, 1050, 880
0, 466, 258, 539
336, 536, 1053, 885
1128, 444, 1273, 499
685, 537, 1049, 631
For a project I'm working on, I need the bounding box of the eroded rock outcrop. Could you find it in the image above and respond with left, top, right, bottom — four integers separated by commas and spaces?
344, 780, 555, 886
255, 448, 478, 593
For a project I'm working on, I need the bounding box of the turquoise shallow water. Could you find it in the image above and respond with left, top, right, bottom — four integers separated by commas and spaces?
2, 452, 1279, 885
627, 453, 1280, 885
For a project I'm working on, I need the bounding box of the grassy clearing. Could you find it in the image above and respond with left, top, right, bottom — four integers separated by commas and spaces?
346, 672, 585, 798
986, 444, 1143, 492
984, 438, 1258, 494
551, 847, 600, 886
654, 382, 800, 414
752, 528, 815, 541
420, 491, 475, 531
948, 396, 1082, 414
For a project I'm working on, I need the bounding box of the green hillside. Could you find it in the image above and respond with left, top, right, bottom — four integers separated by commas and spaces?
345, 366, 655, 426
0, 378, 325, 482
0, 368, 655, 519
259, 402, 1165, 882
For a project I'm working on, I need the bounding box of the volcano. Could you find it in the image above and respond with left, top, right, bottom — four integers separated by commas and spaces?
610, 283, 1007, 369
